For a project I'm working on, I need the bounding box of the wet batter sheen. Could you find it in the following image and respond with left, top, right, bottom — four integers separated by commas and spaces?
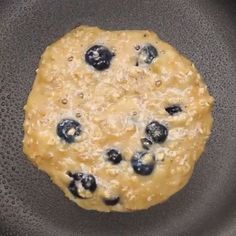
23, 26, 214, 212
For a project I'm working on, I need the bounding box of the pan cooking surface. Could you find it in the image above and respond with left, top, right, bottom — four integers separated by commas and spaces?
0, 0, 235, 235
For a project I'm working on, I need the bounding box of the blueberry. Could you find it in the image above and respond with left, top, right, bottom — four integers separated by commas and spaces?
137, 44, 158, 65
68, 172, 97, 199
145, 121, 168, 143
140, 138, 153, 150
81, 174, 97, 192
57, 119, 81, 143
85, 45, 114, 70
165, 105, 182, 115
106, 149, 123, 164
68, 180, 80, 198
103, 197, 120, 206
131, 151, 155, 176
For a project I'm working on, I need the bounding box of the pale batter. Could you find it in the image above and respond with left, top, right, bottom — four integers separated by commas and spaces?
23, 26, 214, 212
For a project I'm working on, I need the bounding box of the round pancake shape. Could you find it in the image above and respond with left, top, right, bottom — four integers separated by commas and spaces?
23, 26, 214, 212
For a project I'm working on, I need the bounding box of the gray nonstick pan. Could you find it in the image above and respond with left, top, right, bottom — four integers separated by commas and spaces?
0, 0, 235, 235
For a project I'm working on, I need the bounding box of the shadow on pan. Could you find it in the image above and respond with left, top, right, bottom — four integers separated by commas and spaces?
0, 0, 235, 235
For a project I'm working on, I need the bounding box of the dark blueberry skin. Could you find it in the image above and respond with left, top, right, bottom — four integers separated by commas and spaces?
68, 172, 97, 199
140, 138, 153, 150
103, 197, 120, 206
57, 119, 81, 143
131, 151, 155, 176
137, 44, 158, 65
106, 149, 123, 164
85, 45, 114, 70
68, 180, 81, 198
145, 121, 168, 143
165, 105, 182, 115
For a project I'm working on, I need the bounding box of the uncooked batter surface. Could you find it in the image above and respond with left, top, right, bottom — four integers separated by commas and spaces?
23, 26, 214, 212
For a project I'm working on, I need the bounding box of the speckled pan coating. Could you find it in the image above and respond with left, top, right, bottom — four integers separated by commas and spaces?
0, 0, 235, 235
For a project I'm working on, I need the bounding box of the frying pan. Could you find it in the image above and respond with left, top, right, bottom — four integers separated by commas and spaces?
0, 0, 235, 235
